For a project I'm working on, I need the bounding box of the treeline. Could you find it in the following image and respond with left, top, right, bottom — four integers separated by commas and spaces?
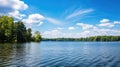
42, 36, 120, 41
0, 16, 41, 43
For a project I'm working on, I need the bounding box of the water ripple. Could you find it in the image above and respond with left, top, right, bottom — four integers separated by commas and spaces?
0, 42, 120, 67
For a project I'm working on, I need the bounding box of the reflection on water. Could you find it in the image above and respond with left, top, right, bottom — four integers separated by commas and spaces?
0, 43, 27, 67
0, 42, 120, 67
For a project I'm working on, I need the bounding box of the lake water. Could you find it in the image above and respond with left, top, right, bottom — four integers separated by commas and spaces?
0, 41, 120, 67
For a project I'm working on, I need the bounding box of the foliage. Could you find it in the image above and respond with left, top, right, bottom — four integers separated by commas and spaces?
0, 16, 41, 43
31, 31, 42, 42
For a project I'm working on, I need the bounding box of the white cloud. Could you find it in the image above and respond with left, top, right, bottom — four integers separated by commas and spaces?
100, 19, 110, 23
114, 21, 120, 24
66, 9, 94, 19
75, 31, 91, 38
38, 22, 43, 26
98, 19, 114, 27
57, 27, 64, 30
0, 0, 28, 11
0, 0, 28, 19
98, 23, 114, 27
92, 28, 120, 36
45, 17, 62, 25
68, 27, 75, 30
23, 13, 64, 26
74, 28, 120, 38
23, 14, 44, 25
76, 23, 97, 30
8, 11, 26, 19
41, 28, 120, 38
42, 19, 120, 38
42, 30, 64, 38
42, 29, 76, 38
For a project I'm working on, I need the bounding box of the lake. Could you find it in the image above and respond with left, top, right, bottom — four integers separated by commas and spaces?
0, 41, 120, 67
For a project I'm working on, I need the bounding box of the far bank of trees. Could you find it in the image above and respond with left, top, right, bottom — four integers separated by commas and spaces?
42, 36, 120, 41
0, 16, 41, 43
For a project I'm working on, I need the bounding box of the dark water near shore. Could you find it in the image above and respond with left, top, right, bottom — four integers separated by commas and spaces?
0, 41, 120, 67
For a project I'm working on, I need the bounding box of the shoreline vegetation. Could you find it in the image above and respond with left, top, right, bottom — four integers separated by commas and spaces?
0, 16, 41, 43
42, 36, 120, 41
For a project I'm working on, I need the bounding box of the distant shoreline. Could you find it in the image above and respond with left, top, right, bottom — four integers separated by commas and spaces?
41, 40, 120, 42
42, 36, 120, 42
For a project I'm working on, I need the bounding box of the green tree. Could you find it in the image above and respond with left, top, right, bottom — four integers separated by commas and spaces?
0, 16, 14, 42
16, 21, 27, 42
33, 31, 41, 42
26, 28, 32, 42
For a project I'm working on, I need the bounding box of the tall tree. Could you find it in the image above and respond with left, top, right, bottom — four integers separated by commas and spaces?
33, 31, 41, 42
0, 16, 14, 42
26, 28, 32, 41
16, 21, 27, 42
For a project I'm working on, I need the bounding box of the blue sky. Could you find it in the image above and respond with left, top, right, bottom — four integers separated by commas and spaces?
0, 0, 120, 38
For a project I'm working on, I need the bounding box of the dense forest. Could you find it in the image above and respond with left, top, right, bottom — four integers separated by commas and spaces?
0, 16, 41, 43
42, 36, 120, 41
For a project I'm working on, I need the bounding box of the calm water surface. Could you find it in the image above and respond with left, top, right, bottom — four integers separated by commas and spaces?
0, 41, 120, 67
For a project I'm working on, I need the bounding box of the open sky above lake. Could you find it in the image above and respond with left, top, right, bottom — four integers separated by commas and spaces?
0, 0, 120, 38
